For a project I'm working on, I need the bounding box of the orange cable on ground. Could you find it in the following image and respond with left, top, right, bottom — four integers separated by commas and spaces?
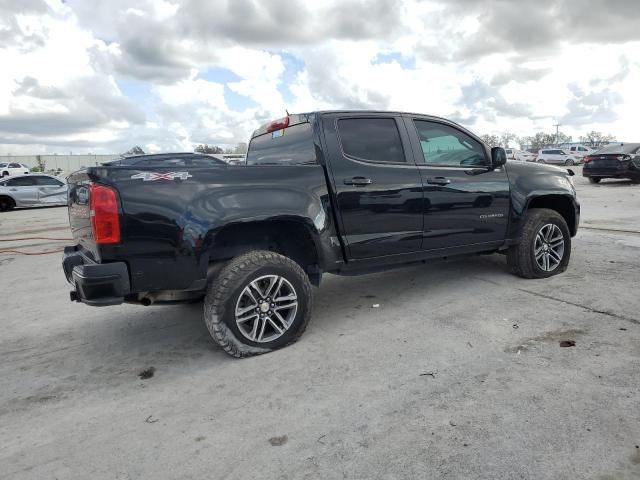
0, 237, 72, 241
0, 248, 64, 255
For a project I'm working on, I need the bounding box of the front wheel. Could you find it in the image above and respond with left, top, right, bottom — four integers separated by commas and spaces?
565, 158, 574, 166
507, 208, 571, 279
204, 250, 312, 358
538, 159, 545, 164
0, 196, 15, 212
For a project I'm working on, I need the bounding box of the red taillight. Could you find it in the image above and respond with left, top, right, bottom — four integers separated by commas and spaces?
90, 183, 120, 244
584, 155, 593, 163
265, 116, 289, 133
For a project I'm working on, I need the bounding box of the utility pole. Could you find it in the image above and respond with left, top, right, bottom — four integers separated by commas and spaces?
553, 122, 561, 146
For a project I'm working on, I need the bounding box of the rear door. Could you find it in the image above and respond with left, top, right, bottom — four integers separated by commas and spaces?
321, 113, 423, 259
5, 176, 39, 205
34, 175, 67, 203
403, 116, 510, 250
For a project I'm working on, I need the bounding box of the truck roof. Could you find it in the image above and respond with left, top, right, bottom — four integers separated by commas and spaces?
251, 110, 466, 139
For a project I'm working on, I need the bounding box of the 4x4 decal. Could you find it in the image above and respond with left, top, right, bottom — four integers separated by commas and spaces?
131, 172, 192, 181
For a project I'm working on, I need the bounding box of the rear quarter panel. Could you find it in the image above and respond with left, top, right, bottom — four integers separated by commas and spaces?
84, 165, 342, 292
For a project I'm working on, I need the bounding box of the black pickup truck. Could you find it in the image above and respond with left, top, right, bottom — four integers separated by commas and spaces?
63, 111, 579, 357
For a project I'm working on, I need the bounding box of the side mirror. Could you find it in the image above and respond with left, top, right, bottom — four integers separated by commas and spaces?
491, 147, 507, 168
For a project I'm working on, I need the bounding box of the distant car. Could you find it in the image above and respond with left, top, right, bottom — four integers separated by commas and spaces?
102, 152, 227, 167
583, 143, 640, 184
0, 162, 30, 177
505, 148, 536, 162
567, 145, 596, 158
0, 174, 67, 211
536, 149, 582, 166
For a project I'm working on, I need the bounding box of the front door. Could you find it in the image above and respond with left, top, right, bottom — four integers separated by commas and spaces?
403, 116, 510, 250
6, 176, 39, 205
322, 114, 424, 259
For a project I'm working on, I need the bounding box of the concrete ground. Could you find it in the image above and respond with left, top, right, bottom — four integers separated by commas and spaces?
1, 168, 639, 480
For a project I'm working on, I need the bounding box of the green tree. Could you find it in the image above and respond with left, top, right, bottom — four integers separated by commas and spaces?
125, 146, 145, 155
194, 144, 224, 154
480, 134, 500, 147
579, 131, 616, 148
523, 132, 572, 150
499, 132, 518, 148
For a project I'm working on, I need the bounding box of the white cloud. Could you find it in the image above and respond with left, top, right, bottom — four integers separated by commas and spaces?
1, 0, 639, 154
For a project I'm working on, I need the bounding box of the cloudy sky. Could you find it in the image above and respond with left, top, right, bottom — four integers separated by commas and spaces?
0, 0, 638, 154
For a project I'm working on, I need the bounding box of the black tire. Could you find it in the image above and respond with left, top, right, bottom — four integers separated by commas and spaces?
507, 208, 571, 279
588, 177, 601, 184
565, 159, 574, 166
204, 250, 312, 358
538, 159, 545, 164
0, 196, 15, 212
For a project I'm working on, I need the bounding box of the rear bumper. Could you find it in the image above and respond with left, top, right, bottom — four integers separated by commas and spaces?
62, 246, 129, 306
583, 163, 638, 178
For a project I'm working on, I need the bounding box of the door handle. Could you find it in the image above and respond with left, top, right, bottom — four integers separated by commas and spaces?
426, 176, 451, 185
344, 177, 372, 186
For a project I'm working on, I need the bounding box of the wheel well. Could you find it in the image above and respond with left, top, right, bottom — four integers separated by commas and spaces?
210, 220, 320, 282
0, 195, 15, 206
527, 195, 577, 236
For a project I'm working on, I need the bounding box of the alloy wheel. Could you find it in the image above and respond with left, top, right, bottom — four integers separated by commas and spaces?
534, 224, 565, 272
234, 274, 298, 343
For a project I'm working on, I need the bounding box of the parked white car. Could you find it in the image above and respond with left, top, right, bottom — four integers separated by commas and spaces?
567, 145, 595, 158
0, 162, 30, 177
536, 149, 582, 166
505, 149, 536, 162
0, 174, 67, 211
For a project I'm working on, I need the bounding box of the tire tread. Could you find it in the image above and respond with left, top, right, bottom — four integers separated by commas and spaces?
204, 250, 312, 358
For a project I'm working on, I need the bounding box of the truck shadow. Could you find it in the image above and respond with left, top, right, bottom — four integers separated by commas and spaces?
60, 254, 511, 380
96, 254, 509, 354
5, 254, 515, 409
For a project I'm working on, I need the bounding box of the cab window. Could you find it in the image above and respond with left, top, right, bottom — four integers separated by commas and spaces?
413, 120, 487, 166
337, 118, 405, 163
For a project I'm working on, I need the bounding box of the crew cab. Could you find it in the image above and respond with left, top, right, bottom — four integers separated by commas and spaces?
62, 111, 580, 357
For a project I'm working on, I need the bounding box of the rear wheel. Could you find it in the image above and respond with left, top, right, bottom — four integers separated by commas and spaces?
588, 177, 601, 184
538, 159, 545, 164
1, 171, 9, 177
508, 208, 571, 279
204, 250, 312, 358
0, 196, 15, 212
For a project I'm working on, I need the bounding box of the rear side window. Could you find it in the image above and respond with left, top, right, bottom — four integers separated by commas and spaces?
9, 163, 21, 168
34, 176, 64, 186
247, 122, 316, 166
337, 118, 405, 163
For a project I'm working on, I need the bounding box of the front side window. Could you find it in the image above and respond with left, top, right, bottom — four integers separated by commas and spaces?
9, 163, 21, 168
7, 177, 36, 186
247, 122, 316, 166
337, 118, 405, 163
413, 120, 486, 166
